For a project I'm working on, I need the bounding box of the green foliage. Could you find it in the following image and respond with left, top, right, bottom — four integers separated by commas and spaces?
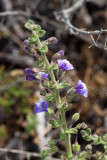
45, 93, 54, 102
72, 144, 80, 152
39, 45, 48, 53
66, 128, 78, 134
49, 119, 64, 128
57, 82, 68, 89
25, 114, 38, 133
72, 113, 80, 122
38, 30, 46, 38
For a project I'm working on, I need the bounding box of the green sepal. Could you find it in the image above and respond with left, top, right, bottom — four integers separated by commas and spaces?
33, 25, 41, 31
57, 104, 64, 109
36, 60, 44, 67
76, 123, 82, 129
52, 120, 64, 128
64, 103, 72, 112
72, 144, 80, 152
60, 128, 65, 140
67, 155, 74, 160
57, 82, 68, 89
45, 93, 54, 102
72, 113, 80, 122
47, 81, 56, 88
49, 64, 58, 70
39, 45, 48, 53
65, 128, 78, 134
47, 108, 54, 114
29, 34, 38, 42
38, 30, 46, 38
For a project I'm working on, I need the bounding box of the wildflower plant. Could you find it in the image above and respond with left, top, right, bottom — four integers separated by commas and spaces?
24, 20, 107, 160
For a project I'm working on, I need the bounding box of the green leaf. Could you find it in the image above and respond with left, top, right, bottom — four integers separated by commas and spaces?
102, 133, 107, 143
86, 128, 91, 136
60, 129, 65, 140
38, 30, 46, 38
94, 136, 101, 145
51, 146, 58, 152
25, 20, 35, 30
39, 45, 48, 53
28, 20, 35, 25
27, 40, 36, 45
82, 136, 92, 141
64, 103, 72, 112
52, 120, 64, 128
47, 108, 54, 114
65, 128, 78, 134
40, 150, 48, 160
45, 93, 54, 102
48, 140, 55, 147
29, 34, 38, 42
57, 82, 68, 89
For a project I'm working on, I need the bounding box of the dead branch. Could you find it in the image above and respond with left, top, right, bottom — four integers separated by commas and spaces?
0, 148, 60, 160
0, 11, 30, 17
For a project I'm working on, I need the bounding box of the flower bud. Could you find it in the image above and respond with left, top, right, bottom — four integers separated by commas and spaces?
24, 40, 28, 46
58, 50, 64, 57
86, 145, 92, 151
47, 37, 58, 44
72, 113, 80, 122
72, 144, 80, 152
25, 46, 30, 52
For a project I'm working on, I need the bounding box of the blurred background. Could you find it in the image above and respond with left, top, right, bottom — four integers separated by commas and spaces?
0, 0, 107, 159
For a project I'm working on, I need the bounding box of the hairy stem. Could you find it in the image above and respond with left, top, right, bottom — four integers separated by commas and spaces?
42, 52, 72, 157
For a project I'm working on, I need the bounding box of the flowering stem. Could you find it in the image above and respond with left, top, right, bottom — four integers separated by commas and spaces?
42, 52, 72, 157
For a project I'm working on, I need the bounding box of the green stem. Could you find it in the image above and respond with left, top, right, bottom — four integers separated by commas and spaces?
42, 52, 72, 157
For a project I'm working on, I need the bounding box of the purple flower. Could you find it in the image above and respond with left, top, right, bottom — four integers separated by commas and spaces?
26, 75, 36, 81
25, 46, 30, 52
75, 80, 88, 97
24, 40, 28, 46
24, 68, 36, 81
53, 38, 58, 44
48, 37, 58, 44
57, 59, 74, 71
24, 68, 35, 75
59, 50, 64, 57
37, 72, 48, 79
34, 99, 48, 114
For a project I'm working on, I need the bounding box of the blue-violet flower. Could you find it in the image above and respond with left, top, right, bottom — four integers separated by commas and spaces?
24, 68, 36, 81
59, 50, 64, 57
34, 99, 48, 113
26, 75, 36, 81
57, 59, 74, 71
75, 80, 88, 97
37, 72, 48, 79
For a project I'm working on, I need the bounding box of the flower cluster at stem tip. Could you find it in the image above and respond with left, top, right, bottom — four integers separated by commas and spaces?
24, 20, 88, 114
